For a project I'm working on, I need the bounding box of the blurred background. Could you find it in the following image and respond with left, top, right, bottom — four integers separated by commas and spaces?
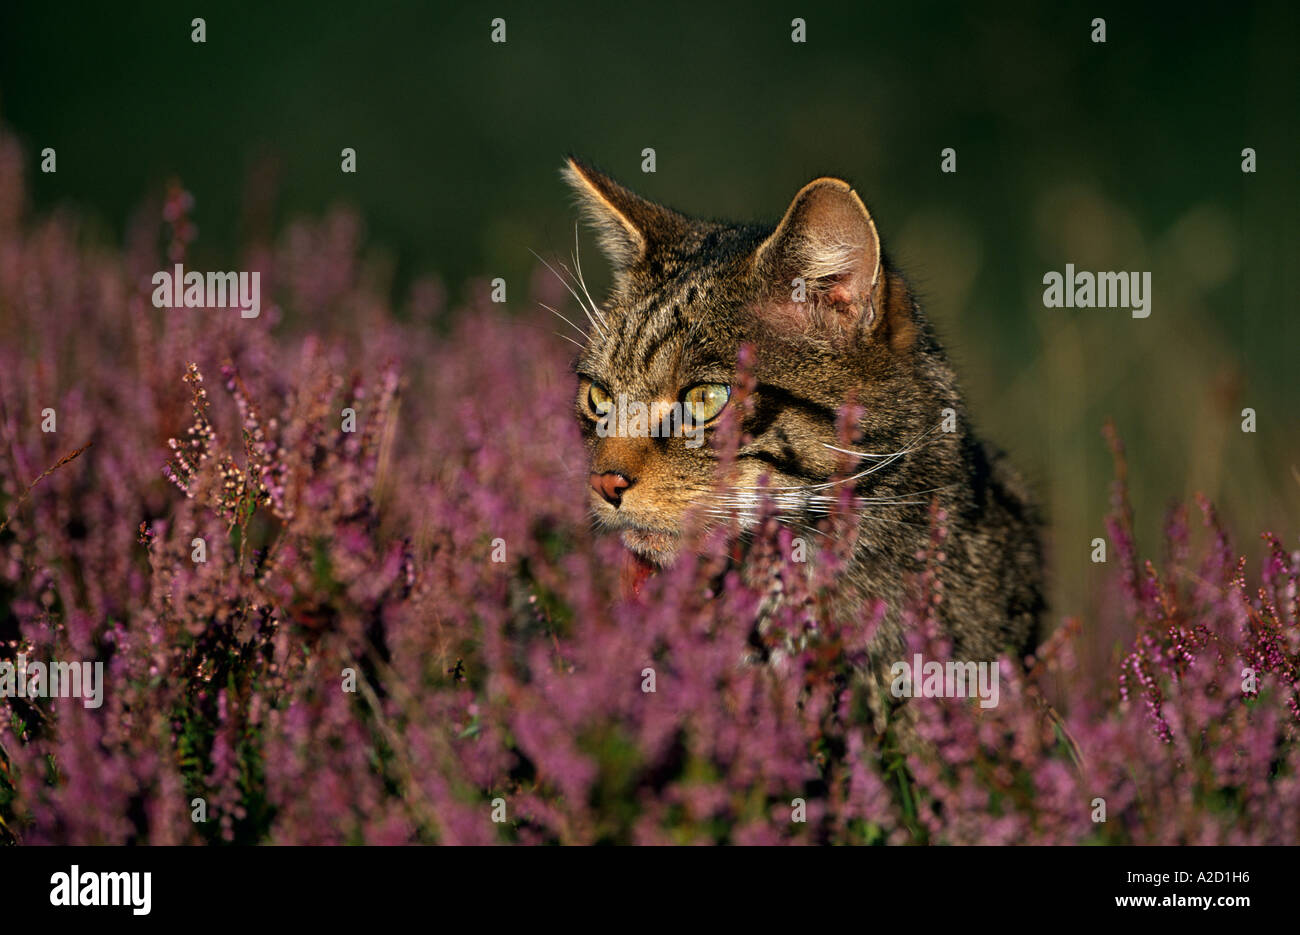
1, 0, 1296, 628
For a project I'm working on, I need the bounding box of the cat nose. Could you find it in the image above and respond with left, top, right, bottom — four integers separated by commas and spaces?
590, 471, 634, 507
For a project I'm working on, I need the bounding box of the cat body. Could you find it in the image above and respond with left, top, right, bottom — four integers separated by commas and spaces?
562, 158, 1043, 671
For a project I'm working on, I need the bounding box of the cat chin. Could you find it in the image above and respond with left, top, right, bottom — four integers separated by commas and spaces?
620, 529, 679, 567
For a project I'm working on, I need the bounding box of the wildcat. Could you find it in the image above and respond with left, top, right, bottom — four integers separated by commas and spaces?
560, 157, 1044, 680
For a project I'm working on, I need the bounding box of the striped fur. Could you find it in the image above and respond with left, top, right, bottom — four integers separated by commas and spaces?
560, 157, 1044, 680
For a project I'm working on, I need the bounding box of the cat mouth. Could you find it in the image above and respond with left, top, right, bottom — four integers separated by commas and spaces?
618, 528, 677, 599
620, 547, 660, 599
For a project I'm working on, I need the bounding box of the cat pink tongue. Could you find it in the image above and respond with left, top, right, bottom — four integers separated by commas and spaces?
620, 549, 659, 599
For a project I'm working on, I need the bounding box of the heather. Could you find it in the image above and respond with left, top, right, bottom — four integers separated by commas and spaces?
1, 136, 1297, 845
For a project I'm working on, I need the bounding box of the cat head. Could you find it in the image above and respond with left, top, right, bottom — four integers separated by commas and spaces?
561, 157, 934, 569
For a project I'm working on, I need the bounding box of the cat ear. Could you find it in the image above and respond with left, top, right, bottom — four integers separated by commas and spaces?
562, 156, 687, 275
753, 177, 882, 328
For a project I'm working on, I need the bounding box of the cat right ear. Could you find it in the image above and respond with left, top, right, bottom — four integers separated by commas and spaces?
562, 156, 686, 276
753, 177, 883, 331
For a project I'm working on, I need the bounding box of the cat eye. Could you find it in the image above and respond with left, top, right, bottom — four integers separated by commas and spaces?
682, 383, 730, 423
588, 382, 614, 416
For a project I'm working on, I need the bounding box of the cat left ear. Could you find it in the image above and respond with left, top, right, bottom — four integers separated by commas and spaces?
753, 177, 882, 328
562, 156, 687, 277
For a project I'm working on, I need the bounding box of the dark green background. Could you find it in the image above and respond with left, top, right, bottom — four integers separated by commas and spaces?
2, 0, 1297, 619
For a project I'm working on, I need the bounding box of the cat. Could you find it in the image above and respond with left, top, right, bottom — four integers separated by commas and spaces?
559, 156, 1044, 685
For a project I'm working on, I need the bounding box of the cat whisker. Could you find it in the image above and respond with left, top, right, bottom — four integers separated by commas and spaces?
700, 506, 831, 541
820, 422, 944, 475
558, 258, 608, 333
707, 481, 959, 532
570, 223, 609, 330
733, 421, 945, 494
802, 482, 959, 505
823, 442, 911, 460
509, 318, 589, 354
538, 302, 589, 342
842, 513, 931, 529
552, 331, 586, 351
529, 248, 609, 340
